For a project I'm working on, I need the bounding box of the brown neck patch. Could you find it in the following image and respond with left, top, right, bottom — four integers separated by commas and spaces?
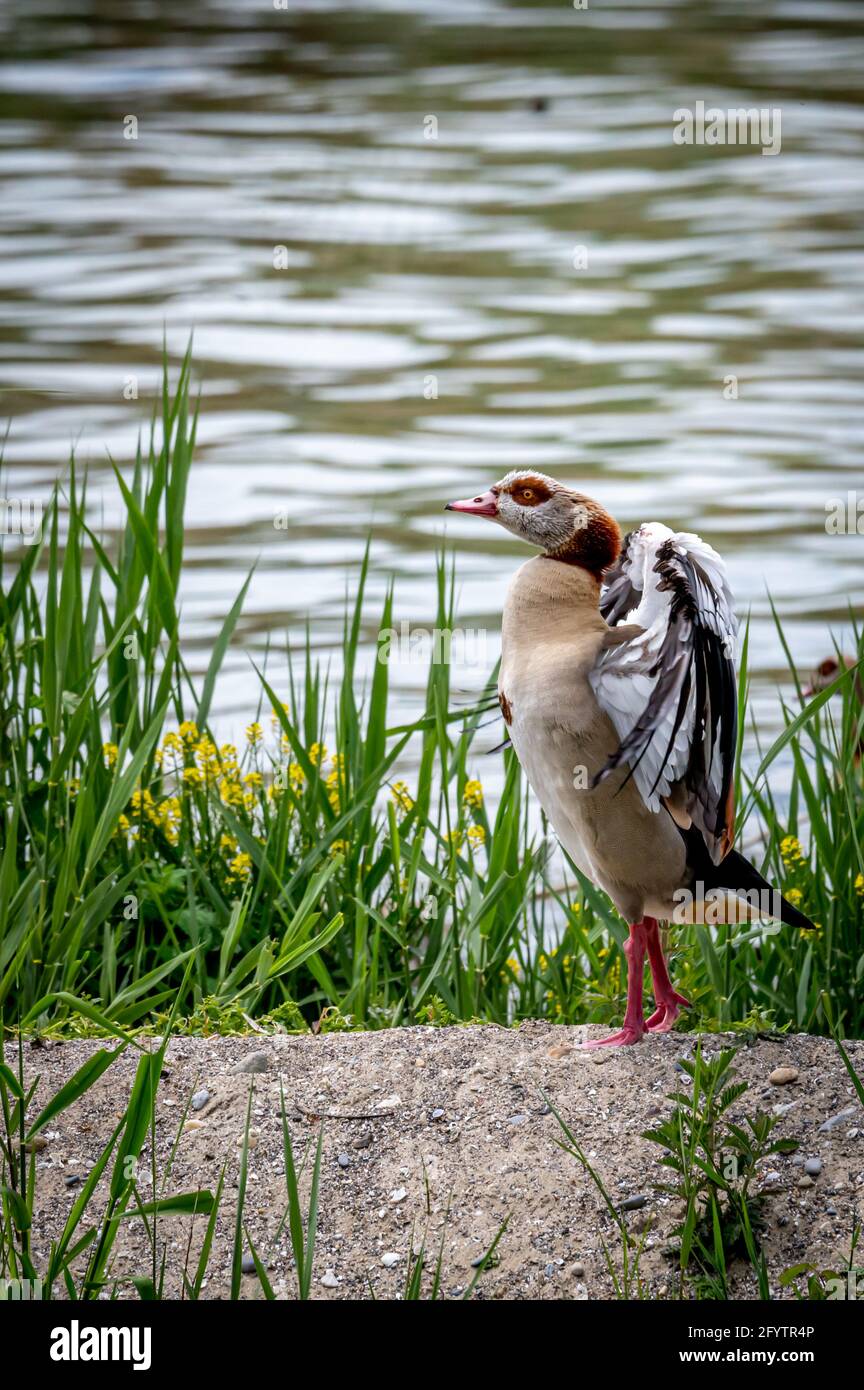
543, 497, 621, 580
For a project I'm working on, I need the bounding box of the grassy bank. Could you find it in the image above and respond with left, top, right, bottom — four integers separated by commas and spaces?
1, 357, 862, 1041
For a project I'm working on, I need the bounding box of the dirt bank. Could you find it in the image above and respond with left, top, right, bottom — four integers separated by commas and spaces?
18, 1023, 864, 1299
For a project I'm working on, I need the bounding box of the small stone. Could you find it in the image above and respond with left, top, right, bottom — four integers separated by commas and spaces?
64, 1174, 81, 1188
381, 1252, 400, 1268
619, 1195, 648, 1212
376, 1094, 401, 1112
337, 1153, 352, 1169
804, 1157, 822, 1177
191, 1088, 210, 1111
320, 1270, 339, 1288
430, 1108, 445, 1121
507, 1114, 528, 1126
548, 1044, 573, 1059
818, 1107, 856, 1133
389, 1187, 407, 1203
797, 1175, 813, 1189
353, 1131, 372, 1149
241, 1253, 256, 1274
571, 1262, 585, 1279
184, 1120, 204, 1132
825, 1204, 838, 1216
544, 1262, 556, 1277
231, 1051, 270, 1075
25, 1136, 47, 1152
769, 1066, 799, 1086
760, 1172, 784, 1194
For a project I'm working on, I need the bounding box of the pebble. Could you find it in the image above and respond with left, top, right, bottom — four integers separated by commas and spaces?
64, 1174, 81, 1188
544, 1262, 556, 1277
548, 1044, 573, 1059
231, 1051, 270, 1075
353, 1131, 372, 1149
389, 1187, 407, 1203
25, 1136, 47, 1153
797, 1175, 814, 1189
381, 1252, 400, 1268
337, 1153, 352, 1169
768, 1066, 799, 1086
825, 1205, 838, 1216
804, 1157, 823, 1177
376, 1094, 401, 1112
507, 1114, 528, 1126
430, 1108, 445, 1121
191, 1088, 210, 1111
760, 1172, 784, 1194
241, 1253, 256, 1274
818, 1106, 856, 1133
320, 1270, 339, 1288
618, 1195, 648, 1212
571, 1262, 585, 1279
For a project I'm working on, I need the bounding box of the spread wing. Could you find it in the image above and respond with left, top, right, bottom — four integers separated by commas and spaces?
590, 524, 738, 864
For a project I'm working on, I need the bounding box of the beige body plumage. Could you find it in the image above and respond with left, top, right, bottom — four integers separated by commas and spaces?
500, 555, 687, 925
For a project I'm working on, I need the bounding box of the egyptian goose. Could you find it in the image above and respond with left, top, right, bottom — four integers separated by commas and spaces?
445, 470, 815, 1047
803, 653, 863, 760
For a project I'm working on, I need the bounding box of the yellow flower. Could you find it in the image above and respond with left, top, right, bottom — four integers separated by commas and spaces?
786, 887, 803, 907
219, 777, 244, 807
570, 901, 581, 914
445, 828, 463, 848
246, 722, 263, 746
780, 835, 804, 864
102, 742, 119, 767
178, 721, 199, 743
288, 763, 305, 790
183, 766, 203, 786
539, 953, 548, 971
506, 956, 520, 977
467, 824, 486, 845
228, 851, 252, 879
220, 833, 238, 854
161, 731, 183, 753
271, 702, 290, 725
66, 778, 80, 797
462, 779, 483, 810
309, 742, 327, 766
329, 839, 349, 859
855, 872, 864, 898
243, 771, 263, 788
391, 780, 414, 813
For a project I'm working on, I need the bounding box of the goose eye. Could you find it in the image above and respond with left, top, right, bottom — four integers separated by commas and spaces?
519, 488, 534, 501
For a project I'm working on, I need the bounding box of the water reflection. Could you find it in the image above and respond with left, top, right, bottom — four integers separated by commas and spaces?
0, 0, 861, 757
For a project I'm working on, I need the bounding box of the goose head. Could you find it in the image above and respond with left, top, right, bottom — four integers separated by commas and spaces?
803, 653, 860, 699
445, 469, 620, 578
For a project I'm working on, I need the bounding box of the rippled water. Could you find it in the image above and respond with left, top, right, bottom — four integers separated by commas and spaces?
1, 0, 863, 749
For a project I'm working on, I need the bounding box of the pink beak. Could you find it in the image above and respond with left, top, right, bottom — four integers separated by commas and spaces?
445, 489, 498, 518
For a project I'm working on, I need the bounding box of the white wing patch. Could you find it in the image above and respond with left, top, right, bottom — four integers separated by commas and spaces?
589, 524, 738, 862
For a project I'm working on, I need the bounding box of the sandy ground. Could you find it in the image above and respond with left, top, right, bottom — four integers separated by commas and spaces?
18, 1023, 864, 1300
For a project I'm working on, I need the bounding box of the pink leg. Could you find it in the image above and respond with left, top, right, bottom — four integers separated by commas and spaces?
583, 921, 647, 1048
643, 917, 690, 1033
